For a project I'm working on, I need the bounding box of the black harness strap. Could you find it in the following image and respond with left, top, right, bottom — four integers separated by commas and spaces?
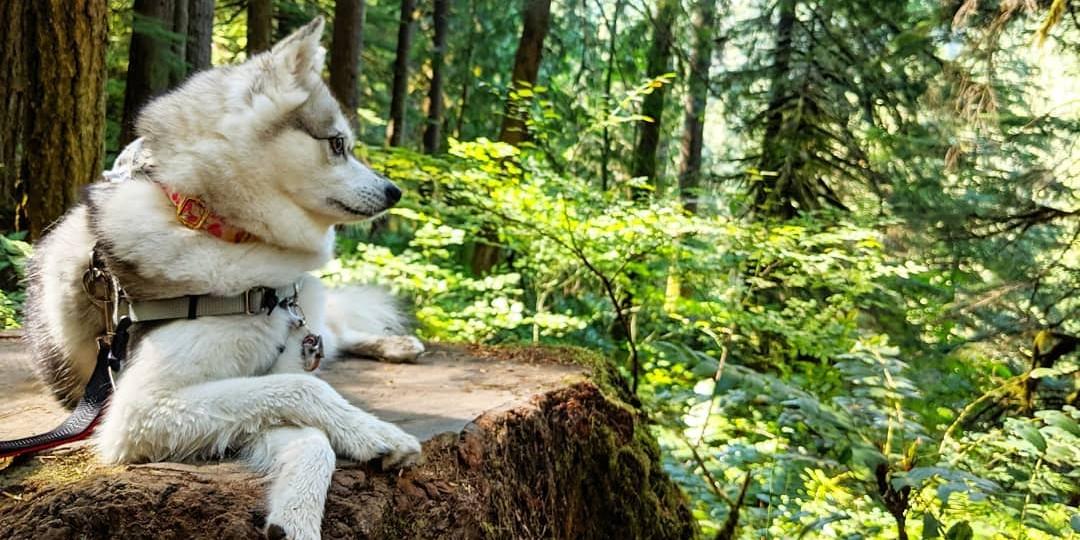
0, 243, 293, 459
187, 295, 199, 319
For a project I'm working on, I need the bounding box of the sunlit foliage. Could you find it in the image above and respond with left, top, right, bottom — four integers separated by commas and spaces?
6, 0, 1080, 537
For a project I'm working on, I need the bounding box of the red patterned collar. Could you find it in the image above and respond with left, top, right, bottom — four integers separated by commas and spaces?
157, 183, 257, 243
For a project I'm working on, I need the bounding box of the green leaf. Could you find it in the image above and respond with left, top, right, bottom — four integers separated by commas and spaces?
944, 521, 972, 540
1069, 514, 1080, 533
922, 513, 941, 539
1012, 422, 1048, 453
936, 482, 967, 505
1025, 513, 1062, 537
798, 513, 851, 539
1036, 410, 1080, 437
1029, 364, 1080, 378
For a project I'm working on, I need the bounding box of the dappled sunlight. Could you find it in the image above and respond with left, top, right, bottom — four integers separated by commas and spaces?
2, 0, 1079, 538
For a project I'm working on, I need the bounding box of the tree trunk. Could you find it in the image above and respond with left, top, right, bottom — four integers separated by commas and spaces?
329, 0, 366, 130
0, 0, 29, 232
452, 0, 477, 139
120, 0, 177, 147
246, 0, 272, 56
677, 0, 717, 214
422, 0, 450, 154
599, 0, 624, 191
753, 0, 800, 218
472, 0, 552, 274
21, 0, 109, 238
185, 0, 214, 73
630, 0, 678, 198
497, 0, 552, 145
169, 0, 189, 87
386, 0, 417, 147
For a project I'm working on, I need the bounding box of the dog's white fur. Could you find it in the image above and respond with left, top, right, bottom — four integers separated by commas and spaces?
23, 18, 422, 539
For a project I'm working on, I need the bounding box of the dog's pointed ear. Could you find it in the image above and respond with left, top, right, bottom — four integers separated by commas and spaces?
270, 17, 326, 88
222, 17, 326, 135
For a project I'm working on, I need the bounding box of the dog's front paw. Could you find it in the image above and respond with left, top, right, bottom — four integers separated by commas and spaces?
378, 425, 422, 470
337, 417, 422, 467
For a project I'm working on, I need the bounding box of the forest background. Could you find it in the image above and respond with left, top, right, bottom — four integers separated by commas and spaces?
2, 0, 1079, 538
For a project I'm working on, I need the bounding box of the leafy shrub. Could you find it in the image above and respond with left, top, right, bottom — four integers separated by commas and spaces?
0, 232, 31, 330
343, 139, 1079, 538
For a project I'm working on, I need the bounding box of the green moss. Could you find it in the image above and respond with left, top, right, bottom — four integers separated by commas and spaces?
455, 344, 695, 539
0, 448, 117, 501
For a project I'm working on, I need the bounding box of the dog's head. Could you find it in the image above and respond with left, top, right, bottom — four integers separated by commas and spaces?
135, 17, 399, 248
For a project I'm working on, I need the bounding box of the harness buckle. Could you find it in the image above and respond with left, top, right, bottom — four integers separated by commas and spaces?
243, 288, 259, 315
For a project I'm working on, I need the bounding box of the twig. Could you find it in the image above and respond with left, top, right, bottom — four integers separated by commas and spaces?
697, 334, 730, 447
939, 374, 1028, 453
463, 193, 646, 392
1018, 456, 1044, 540
564, 225, 642, 392
715, 472, 753, 540
683, 435, 735, 507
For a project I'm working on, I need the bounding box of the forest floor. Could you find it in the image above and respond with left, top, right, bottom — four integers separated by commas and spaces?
0, 337, 694, 539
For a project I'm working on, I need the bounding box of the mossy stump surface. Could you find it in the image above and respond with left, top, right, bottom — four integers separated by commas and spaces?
0, 337, 694, 539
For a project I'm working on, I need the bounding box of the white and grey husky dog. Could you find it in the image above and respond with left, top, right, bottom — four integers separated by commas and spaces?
23, 17, 422, 539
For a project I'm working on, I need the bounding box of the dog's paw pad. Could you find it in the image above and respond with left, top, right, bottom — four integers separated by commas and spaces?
265, 523, 288, 540
380, 447, 423, 470
380, 449, 421, 470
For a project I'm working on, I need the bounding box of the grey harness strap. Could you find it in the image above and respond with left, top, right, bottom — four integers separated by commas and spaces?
123, 284, 299, 322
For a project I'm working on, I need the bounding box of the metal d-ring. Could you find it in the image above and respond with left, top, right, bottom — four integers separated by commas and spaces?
82, 248, 121, 340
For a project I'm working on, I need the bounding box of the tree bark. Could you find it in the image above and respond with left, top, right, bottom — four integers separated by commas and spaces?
630, 0, 678, 198
185, 0, 214, 73
452, 0, 477, 139
246, 0, 272, 56
677, 0, 717, 214
753, 0, 800, 218
330, 0, 366, 130
472, 0, 552, 274
0, 0, 29, 232
497, 0, 552, 145
423, 0, 450, 154
120, 0, 177, 147
599, 0, 624, 191
169, 0, 189, 87
20, 0, 109, 238
386, 0, 417, 147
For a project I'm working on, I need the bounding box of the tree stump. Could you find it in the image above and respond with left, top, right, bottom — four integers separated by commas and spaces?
0, 336, 694, 539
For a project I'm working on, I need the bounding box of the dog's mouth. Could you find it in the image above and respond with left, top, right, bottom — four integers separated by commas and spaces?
326, 198, 377, 219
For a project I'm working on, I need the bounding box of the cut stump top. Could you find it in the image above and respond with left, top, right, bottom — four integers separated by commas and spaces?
0, 334, 584, 444
0, 333, 695, 540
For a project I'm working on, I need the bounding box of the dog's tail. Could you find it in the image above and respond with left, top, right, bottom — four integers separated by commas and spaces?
323, 285, 411, 338
23, 280, 105, 411
22, 208, 107, 410
322, 285, 419, 361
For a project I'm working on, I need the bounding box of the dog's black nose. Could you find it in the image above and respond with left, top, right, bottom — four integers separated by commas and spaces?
384, 184, 402, 206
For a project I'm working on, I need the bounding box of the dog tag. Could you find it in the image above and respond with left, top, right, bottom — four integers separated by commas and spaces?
284, 300, 307, 329
301, 333, 324, 371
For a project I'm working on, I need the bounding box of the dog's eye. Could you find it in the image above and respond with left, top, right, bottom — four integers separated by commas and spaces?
328, 136, 346, 156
